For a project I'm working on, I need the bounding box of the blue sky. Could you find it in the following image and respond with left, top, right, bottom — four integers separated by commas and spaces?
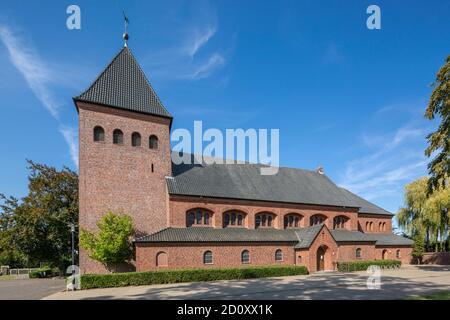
0, 0, 449, 230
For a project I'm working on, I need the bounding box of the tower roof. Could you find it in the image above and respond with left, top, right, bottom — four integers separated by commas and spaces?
74, 47, 172, 119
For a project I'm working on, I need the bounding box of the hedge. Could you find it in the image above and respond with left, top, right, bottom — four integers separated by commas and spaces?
80, 265, 309, 289
337, 259, 401, 272
29, 267, 58, 279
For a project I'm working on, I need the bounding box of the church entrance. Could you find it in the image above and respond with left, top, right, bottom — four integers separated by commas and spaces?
316, 246, 326, 271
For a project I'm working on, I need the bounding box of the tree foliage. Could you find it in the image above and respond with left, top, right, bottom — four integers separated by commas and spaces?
411, 231, 425, 264
397, 177, 449, 252
0, 161, 78, 270
80, 212, 133, 272
425, 55, 450, 190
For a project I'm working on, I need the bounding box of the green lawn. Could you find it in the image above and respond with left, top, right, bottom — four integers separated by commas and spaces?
406, 291, 450, 300
0, 275, 15, 281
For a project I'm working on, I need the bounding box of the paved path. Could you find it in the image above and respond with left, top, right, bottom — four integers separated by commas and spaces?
0, 277, 66, 300
44, 265, 450, 300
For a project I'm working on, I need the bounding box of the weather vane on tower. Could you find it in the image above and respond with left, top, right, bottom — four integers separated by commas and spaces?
123, 11, 129, 47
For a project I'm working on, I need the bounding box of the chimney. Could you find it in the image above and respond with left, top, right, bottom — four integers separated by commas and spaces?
316, 166, 324, 175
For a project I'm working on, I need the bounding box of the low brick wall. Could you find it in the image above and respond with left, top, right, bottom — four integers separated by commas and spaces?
422, 252, 450, 265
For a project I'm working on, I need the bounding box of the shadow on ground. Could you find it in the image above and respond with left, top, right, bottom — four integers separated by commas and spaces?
80, 268, 450, 300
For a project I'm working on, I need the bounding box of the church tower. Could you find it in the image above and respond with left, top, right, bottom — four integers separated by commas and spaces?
74, 46, 173, 273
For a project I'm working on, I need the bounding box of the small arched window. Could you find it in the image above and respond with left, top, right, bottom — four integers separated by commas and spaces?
186, 208, 211, 227
149, 135, 158, 149
284, 214, 302, 229
203, 251, 213, 264
93, 126, 105, 142
366, 221, 370, 231
396, 250, 401, 259
131, 132, 141, 147
255, 213, 275, 229
241, 250, 250, 264
156, 251, 168, 267
370, 221, 374, 231
223, 211, 245, 227
275, 249, 283, 262
310, 214, 326, 226
383, 222, 387, 231
113, 129, 123, 145
356, 248, 362, 259
333, 216, 348, 229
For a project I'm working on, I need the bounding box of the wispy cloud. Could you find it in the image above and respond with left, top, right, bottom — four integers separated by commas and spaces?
0, 25, 59, 118
59, 126, 78, 168
143, 24, 228, 81
339, 122, 430, 201
185, 25, 216, 58
183, 53, 225, 80
0, 24, 78, 168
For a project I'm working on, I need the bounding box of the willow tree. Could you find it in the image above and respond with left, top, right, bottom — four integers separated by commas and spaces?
425, 55, 450, 191
397, 177, 449, 252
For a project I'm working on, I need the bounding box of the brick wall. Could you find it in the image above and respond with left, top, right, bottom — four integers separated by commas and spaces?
169, 196, 360, 231
337, 243, 376, 262
77, 102, 172, 273
357, 214, 392, 233
135, 242, 296, 271
375, 246, 412, 264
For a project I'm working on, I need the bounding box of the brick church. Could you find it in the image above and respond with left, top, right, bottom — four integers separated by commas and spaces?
74, 44, 413, 274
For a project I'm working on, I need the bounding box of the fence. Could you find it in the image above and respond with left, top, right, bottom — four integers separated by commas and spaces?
8, 268, 39, 276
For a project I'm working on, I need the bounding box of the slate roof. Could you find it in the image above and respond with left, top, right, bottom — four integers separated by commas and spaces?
166, 154, 393, 216
135, 225, 412, 247
75, 47, 172, 119
135, 227, 301, 243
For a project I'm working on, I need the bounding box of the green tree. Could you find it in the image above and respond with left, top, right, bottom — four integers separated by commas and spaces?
425, 55, 450, 191
397, 177, 449, 252
80, 212, 133, 272
411, 231, 425, 264
0, 161, 78, 270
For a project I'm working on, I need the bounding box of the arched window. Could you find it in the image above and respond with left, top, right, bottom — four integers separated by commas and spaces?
310, 214, 326, 226
156, 251, 168, 267
275, 249, 283, 262
396, 250, 401, 259
370, 221, 374, 231
203, 251, 213, 264
131, 132, 141, 147
149, 135, 158, 149
255, 213, 276, 229
93, 126, 105, 142
366, 221, 370, 231
333, 216, 348, 229
241, 250, 250, 264
356, 248, 362, 259
383, 222, 386, 231
186, 208, 211, 227
223, 211, 246, 227
379, 222, 383, 231
113, 129, 123, 145
284, 214, 302, 229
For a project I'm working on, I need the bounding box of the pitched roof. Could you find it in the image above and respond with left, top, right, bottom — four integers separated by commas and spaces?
135, 227, 301, 243
166, 154, 393, 216
75, 47, 172, 119
134, 225, 412, 247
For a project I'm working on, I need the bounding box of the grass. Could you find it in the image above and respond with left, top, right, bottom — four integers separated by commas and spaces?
406, 291, 450, 300
0, 275, 15, 281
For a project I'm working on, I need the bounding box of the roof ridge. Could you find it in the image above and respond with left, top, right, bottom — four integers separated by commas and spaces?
124, 47, 171, 117
75, 46, 126, 100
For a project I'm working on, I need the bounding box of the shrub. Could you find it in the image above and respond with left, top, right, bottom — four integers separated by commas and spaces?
80, 265, 309, 289
29, 267, 53, 279
337, 259, 401, 272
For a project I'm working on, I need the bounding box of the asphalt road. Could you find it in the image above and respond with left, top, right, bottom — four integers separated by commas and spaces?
44, 265, 450, 300
0, 277, 66, 300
